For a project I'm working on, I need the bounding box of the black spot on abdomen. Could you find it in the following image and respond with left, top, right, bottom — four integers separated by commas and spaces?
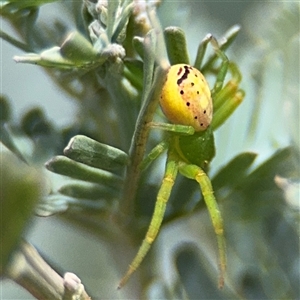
177, 65, 191, 85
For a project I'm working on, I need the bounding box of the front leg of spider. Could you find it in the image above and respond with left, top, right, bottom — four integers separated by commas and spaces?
118, 35, 240, 289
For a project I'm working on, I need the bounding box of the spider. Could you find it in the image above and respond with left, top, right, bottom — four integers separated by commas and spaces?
118, 27, 244, 289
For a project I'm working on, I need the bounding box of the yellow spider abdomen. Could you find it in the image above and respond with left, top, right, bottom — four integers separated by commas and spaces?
160, 64, 213, 131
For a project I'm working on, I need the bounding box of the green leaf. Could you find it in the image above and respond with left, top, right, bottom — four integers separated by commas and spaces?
60, 31, 97, 63
123, 58, 144, 90
106, 0, 120, 41
164, 26, 190, 65
241, 147, 299, 194
45, 155, 123, 189
13, 47, 75, 68
0, 95, 11, 123
63, 135, 129, 171
59, 182, 119, 200
0, 0, 58, 14
0, 124, 28, 163
21, 108, 52, 138
111, 1, 134, 43
141, 29, 157, 105
0, 153, 44, 275
212, 152, 257, 190
132, 36, 145, 59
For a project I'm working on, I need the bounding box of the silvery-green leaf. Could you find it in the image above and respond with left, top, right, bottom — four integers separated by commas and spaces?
60, 31, 97, 64
45, 155, 123, 189
164, 26, 190, 65
63, 135, 129, 171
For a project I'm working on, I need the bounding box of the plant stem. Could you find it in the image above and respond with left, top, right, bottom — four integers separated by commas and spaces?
120, 65, 168, 220
6, 241, 91, 300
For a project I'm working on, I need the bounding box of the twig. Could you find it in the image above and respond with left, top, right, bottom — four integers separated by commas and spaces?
5, 240, 91, 300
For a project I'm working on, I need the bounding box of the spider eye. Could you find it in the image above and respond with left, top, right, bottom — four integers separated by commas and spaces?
160, 64, 213, 132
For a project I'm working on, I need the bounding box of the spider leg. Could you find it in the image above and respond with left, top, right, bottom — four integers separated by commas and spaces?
149, 122, 195, 135
211, 62, 245, 130
210, 36, 230, 98
212, 90, 245, 131
194, 25, 241, 71
118, 153, 179, 289
200, 25, 241, 73
213, 62, 242, 111
194, 34, 213, 69
140, 121, 196, 171
178, 161, 226, 288
139, 140, 169, 171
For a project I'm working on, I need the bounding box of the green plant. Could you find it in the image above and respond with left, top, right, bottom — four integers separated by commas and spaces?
1, 1, 299, 299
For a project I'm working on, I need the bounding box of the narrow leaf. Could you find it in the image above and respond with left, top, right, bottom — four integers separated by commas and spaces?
63, 135, 129, 171
164, 26, 190, 65
45, 155, 123, 188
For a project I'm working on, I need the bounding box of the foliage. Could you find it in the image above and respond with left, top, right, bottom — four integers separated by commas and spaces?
1, 1, 299, 299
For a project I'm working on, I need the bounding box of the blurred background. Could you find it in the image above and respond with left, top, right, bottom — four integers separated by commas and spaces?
1, 1, 299, 299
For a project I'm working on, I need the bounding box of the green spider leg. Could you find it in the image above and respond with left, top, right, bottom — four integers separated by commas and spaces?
139, 140, 169, 171
212, 62, 245, 130
192, 34, 230, 100
196, 25, 241, 74
148, 122, 195, 136
118, 149, 179, 289
177, 160, 226, 288
193, 34, 245, 130
138, 123, 195, 171
193, 33, 212, 70
209, 36, 230, 98
193, 33, 244, 131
